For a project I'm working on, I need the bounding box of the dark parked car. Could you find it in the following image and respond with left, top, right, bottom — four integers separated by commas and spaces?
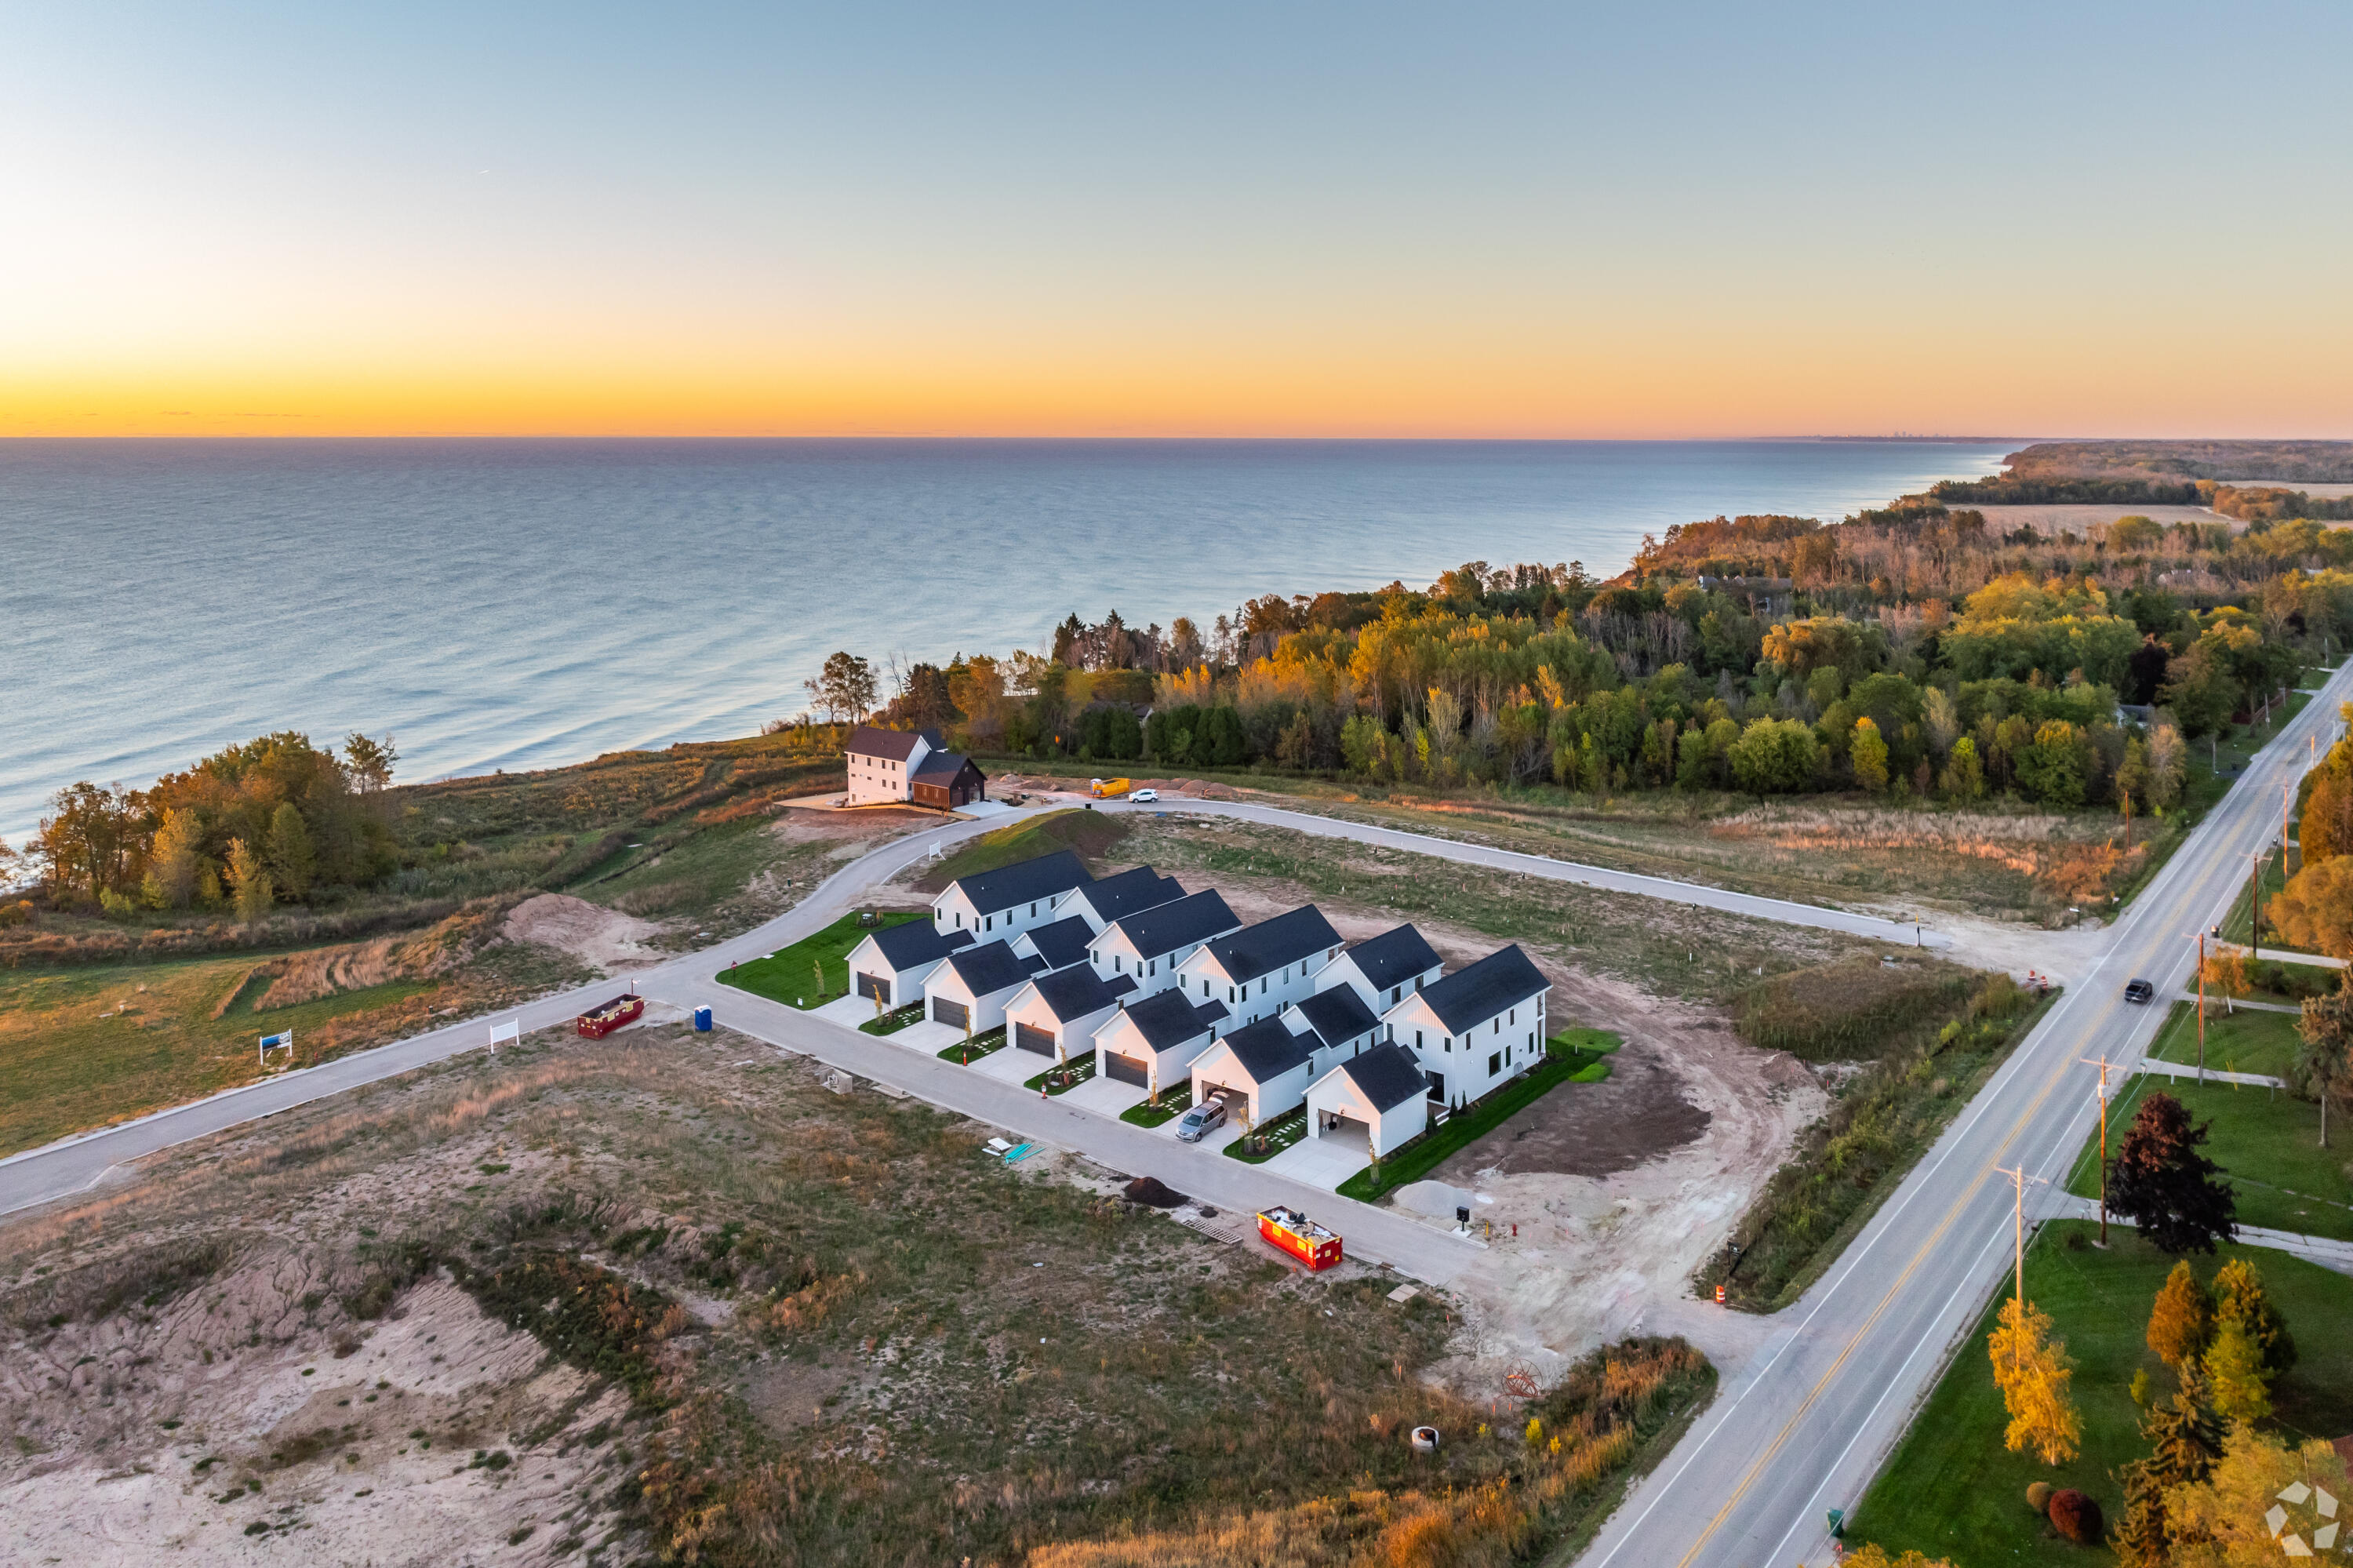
2124, 978, 2155, 1004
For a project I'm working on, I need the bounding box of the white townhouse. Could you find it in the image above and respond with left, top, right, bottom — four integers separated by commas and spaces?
1050, 864, 1184, 934
1304, 1042, 1430, 1159
1171, 905, 1343, 1028
1086, 890, 1241, 998
1188, 1017, 1317, 1126
922, 940, 1045, 1034
844, 920, 974, 1010
844, 726, 942, 805
1281, 983, 1384, 1079
1318, 923, 1444, 1013
1003, 965, 1136, 1065
1380, 944, 1550, 1111
1092, 987, 1228, 1095
931, 849, 1093, 944
1009, 914, 1096, 973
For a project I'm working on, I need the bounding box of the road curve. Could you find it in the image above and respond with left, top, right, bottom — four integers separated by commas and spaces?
1575, 660, 2352, 1568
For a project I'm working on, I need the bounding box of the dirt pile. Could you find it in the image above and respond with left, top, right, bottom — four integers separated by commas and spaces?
502, 892, 666, 972
1122, 1176, 1187, 1208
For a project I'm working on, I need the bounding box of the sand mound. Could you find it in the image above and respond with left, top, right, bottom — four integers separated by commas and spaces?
502, 893, 664, 973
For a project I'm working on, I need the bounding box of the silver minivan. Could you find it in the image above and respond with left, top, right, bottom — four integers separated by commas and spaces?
1175, 1097, 1229, 1142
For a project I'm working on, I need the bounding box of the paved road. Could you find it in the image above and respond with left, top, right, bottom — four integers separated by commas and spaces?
1579, 660, 2353, 1568
1071, 795, 1951, 950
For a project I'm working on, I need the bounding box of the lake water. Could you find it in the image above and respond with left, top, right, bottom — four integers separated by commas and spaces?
2, 437, 2009, 840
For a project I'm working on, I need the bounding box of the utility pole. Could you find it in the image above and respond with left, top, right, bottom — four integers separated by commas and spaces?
1994, 1164, 2047, 1370
2123, 789, 2133, 852
2250, 851, 2264, 965
2286, 780, 2296, 871
2080, 1054, 2118, 1246
2194, 932, 2207, 1084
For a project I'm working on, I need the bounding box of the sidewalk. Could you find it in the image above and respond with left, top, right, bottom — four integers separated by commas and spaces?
2049, 1194, 2353, 1277
2137, 1059, 2286, 1090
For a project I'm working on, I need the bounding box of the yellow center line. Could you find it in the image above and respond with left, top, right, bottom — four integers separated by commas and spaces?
1671, 1004, 2093, 1566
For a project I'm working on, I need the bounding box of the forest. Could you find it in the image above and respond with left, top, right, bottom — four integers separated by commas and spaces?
868, 505, 2343, 815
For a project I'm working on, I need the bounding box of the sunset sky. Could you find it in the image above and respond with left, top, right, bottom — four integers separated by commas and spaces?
8, 2, 2350, 438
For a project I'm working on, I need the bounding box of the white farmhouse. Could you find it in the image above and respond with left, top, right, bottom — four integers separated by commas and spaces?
931, 849, 1093, 943
844, 726, 939, 805
1188, 1017, 1316, 1126
1086, 890, 1240, 997
1171, 905, 1342, 1028
1304, 1042, 1430, 1160
1380, 944, 1550, 1111
843, 920, 974, 1010
922, 940, 1044, 1034
1318, 923, 1444, 1013
1091, 987, 1227, 1095
1003, 965, 1136, 1065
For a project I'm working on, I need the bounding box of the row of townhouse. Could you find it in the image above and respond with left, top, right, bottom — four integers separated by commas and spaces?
843, 846, 1552, 1161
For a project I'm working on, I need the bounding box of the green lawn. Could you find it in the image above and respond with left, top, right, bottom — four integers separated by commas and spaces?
1026, 1055, 1096, 1095
1122, 1083, 1195, 1127
1225, 1104, 1309, 1163
935, 1027, 1006, 1063
859, 1002, 926, 1036
2144, 999, 2306, 1080
1851, 1220, 2353, 1565
2068, 1074, 2353, 1242
717, 912, 922, 1009
1336, 1029, 1620, 1201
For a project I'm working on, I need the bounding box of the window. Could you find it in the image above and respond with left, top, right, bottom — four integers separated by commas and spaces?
1230, 987, 1237, 1003
1415, 1030, 1424, 1048
1390, 985, 1401, 1003
1509, 1007, 1515, 1025
1147, 959, 1155, 976
985, 915, 993, 931
1488, 1051, 1502, 1075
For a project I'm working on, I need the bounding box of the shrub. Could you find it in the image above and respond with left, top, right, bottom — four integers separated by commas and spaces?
2046, 1487, 2102, 1544
2026, 1480, 2053, 1514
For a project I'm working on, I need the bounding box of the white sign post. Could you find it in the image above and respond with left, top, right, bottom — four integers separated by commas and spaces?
258, 1029, 294, 1068
488, 1019, 520, 1052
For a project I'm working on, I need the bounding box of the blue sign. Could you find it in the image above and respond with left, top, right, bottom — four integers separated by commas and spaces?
259, 1031, 292, 1050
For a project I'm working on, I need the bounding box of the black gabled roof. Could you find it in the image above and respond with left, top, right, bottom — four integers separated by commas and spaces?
1101, 889, 1238, 961
1117, 988, 1224, 1052
865, 921, 973, 970
1413, 945, 1549, 1035
1206, 904, 1342, 985
1341, 924, 1444, 991
938, 940, 1033, 997
1018, 915, 1096, 972
1027, 964, 1132, 1024
1214, 1017, 1315, 1083
951, 848, 1093, 916
1293, 984, 1380, 1049
911, 749, 982, 781
845, 725, 942, 762
1067, 864, 1185, 924
1329, 1042, 1428, 1114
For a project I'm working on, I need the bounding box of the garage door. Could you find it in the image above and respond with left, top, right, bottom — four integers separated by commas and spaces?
1104, 1052, 1149, 1088
931, 997, 969, 1030
856, 972, 890, 1006
1014, 1022, 1056, 1056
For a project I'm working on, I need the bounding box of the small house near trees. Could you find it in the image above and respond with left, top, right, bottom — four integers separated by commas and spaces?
843, 724, 987, 809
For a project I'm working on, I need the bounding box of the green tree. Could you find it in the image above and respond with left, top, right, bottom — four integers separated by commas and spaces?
1940, 735, 1985, 799
342, 731, 398, 793
2159, 640, 2240, 738
1850, 716, 1890, 792
225, 838, 273, 923
2210, 1256, 2295, 1375
2146, 1260, 2213, 1369
265, 802, 316, 901
2202, 1318, 2271, 1423
805, 651, 878, 723
2112, 1370, 2223, 1568
1728, 718, 1820, 795
2108, 1091, 2237, 1255
2014, 719, 2088, 806
2294, 980, 2353, 1147
31, 780, 147, 903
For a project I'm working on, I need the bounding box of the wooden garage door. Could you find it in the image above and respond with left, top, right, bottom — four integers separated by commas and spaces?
1104, 1053, 1149, 1088
1014, 1022, 1056, 1056
930, 997, 969, 1030
856, 972, 890, 1006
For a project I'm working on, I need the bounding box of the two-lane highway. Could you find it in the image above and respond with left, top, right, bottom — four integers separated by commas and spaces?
1579, 663, 2351, 1568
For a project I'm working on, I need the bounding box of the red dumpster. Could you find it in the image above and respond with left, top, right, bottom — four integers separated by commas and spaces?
576, 992, 645, 1039
1257, 1206, 1342, 1271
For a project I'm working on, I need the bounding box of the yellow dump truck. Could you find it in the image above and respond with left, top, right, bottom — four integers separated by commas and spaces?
1089, 777, 1133, 799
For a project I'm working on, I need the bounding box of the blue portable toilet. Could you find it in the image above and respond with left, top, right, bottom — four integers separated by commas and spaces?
693, 1006, 713, 1032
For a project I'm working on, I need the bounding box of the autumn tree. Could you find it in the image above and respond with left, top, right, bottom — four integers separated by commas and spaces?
1841, 1548, 1958, 1568
342, 732, 398, 793
2146, 1260, 2214, 1369
2294, 980, 2353, 1146
805, 651, 878, 723
31, 780, 147, 904
2200, 947, 2249, 1015
1988, 1294, 2082, 1465
2211, 1257, 2295, 1376
2109, 1091, 2237, 1255
2271, 856, 2353, 958
265, 802, 315, 902
1851, 716, 1890, 791
2112, 1370, 2224, 1568
2162, 1424, 2351, 1564
225, 838, 272, 922
1941, 735, 1985, 799
140, 806, 208, 911
2202, 1317, 2271, 1422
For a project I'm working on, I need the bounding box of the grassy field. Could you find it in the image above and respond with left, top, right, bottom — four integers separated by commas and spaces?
0, 1020, 1711, 1567
911, 808, 1129, 893
1337, 1028, 1620, 1201
715, 911, 922, 1009
2066, 1073, 2352, 1243
1850, 1220, 2353, 1566
1700, 968, 2052, 1311
2144, 999, 2306, 1079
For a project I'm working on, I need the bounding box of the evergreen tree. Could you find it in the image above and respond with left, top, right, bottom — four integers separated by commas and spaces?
265, 802, 315, 901
2211, 1257, 2295, 1374
2108, 1091, 2236, 1254
225, 838, 273, 922
2109, 1370, 2221, 1567
2145, 1259, 2214, 1369
2203, 1319, 2271, 1423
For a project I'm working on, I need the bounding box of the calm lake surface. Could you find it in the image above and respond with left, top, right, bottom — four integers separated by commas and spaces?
2, 437, 2009, 839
